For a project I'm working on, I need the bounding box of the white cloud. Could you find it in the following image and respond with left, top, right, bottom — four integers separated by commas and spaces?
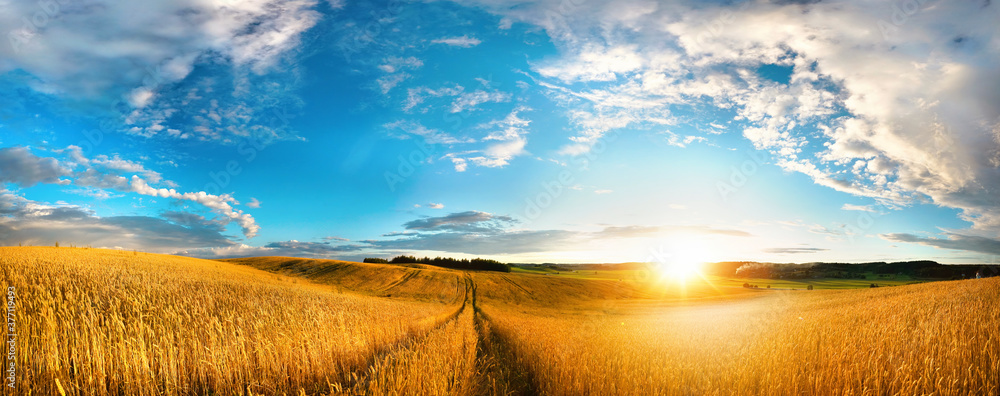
247, 198, 262, 209
129, 176, 260, 239
376, 56, 424, 94
361, 212, 752, 256
0, 192, 237, 252
377, 74, 411, 95
403, 85, 465, 112
0, 146, 260, 239
82, 152, 166, 184
462, 138, 527, 169
481, 105, 532, 140
66, 188, 120, 200
1, 0, 320, 143
378, 57, 424, 74
183, 240, 365, 259
431, 36, 482, 48
2, 0, 320, 97
128, 88, 156, 109
464, 0, 1000, 243
842, 204, 875, 212
450, 90, 512, 113
384, 120, 475, 145
659, 131, 706, 148
536, 45, 645, 83
179, 244, 275, 259
450, 157, 468, 172
445, 107, 532, 171
428, 203, 445, 209
594, 189, 613, 194
400, 83, 510, 115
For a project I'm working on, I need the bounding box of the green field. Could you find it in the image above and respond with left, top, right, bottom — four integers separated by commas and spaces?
708, 274, 924, 289
511, 265, 926, 290
510, 265, 636, 280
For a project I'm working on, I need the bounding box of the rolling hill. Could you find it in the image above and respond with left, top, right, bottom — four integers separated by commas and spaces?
3, 247, 998, 395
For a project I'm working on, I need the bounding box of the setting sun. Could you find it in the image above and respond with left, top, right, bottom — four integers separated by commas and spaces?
664, 257, 702, 282
653, 238, 709, 283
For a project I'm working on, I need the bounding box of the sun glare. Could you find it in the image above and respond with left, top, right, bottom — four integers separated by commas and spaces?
654, 238, 709, 284
664, 257, 701, 281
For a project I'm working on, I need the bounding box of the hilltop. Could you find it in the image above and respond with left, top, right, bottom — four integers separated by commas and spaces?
221, 256, 652, 305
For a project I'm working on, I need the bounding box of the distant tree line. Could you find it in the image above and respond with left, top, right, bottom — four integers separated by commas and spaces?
363, 255, 510, 272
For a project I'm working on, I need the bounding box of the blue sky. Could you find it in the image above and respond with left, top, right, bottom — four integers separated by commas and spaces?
1, 0, 999, 264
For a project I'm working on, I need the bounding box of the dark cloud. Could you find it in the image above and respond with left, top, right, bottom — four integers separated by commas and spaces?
881, 233, 1000, 255
101, 216, 236, 248
368, 229, 579, 255
161, 211, 225, 232
368, 218, 751, 256
179, 240, 367, 260
403, 210, 516, 232
0, 147, 70, 187
0, 145, 260, 239
0, 192, 235, 251
72, 168, 134, 191
183, 212, 754, 259
381, 231, 417, 237
263, 240, 365, 254
194, 224, 750, 258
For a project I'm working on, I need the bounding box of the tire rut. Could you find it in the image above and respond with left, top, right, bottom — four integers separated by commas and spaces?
500, 275, 531, 295
331, 278, 471, 393
469, 274, 541, 396
379, 269, 422, 294
331, 274, 540, 395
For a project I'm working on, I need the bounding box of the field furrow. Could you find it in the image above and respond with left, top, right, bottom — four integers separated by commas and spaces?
331, 277, 477, 395
470, 279, 540, 396
379, 270, 422, 295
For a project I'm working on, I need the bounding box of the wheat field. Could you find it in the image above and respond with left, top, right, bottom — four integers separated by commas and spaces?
480, 278, 1000, 395
0, 248, 459, 395
2, 248, 998, 395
